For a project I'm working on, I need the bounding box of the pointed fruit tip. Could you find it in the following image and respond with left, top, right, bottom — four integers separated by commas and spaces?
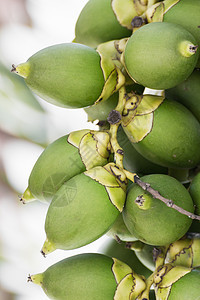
40, 249, 46, 258
11, 62, 30, 78
11, 64, 16, 72
27, 274, 32, 282
28, 273, 43, 286
19, 187, 35, 204
41, 238, 56, 257
18, 195, 26, 204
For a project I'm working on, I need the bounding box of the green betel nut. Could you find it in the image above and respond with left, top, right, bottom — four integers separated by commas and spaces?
123, 22, 199, 89
29, 253, 118, 300
122, 174, 194, 246
29, 253, 146, 300
107, 213, 138, 242
42, 163, 127, 255
117, 125, 167, 175
84, 92, 119, 122
166, 69, 200, 123
22, 129, 111, 203
122, 97, 200, 169
128, 241, 156, 272
12, 43, 105, 108
74, 0, 132, 48
163, 0, 200, 68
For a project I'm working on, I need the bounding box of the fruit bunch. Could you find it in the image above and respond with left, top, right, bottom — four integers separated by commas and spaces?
12, 0, 200, 299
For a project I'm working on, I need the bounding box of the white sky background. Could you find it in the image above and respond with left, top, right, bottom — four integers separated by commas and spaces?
0, 1, 110, 299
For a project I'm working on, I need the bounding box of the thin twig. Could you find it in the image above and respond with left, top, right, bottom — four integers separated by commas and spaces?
124, 170, 200, 221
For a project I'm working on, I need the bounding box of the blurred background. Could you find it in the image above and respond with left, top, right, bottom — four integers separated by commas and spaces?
0, 1, 110, 299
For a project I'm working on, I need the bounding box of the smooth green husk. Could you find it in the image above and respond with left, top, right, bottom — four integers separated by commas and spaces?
163, 0, 200, 67
23, 129, 112, 203
24, 132, 87, 203
129, 241, 156, 272
107, 213, 138, 242
84, 91, 119, 122
43, 168, 126, 253
14, 43, 105, 108
30, 253, 118, 300
74, 0, 132, 48
117, 125, 168, 175
166, 69, 200, 123
124, 22, 199, 89
123, 174, 194, 246
130, 99, 200, 169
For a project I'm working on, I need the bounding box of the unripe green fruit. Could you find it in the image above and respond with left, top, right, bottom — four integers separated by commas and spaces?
166, 69, 200, 123
189, 172, 200, 216
74, 0, 132, 48
107, 213, 138, 242
123, 174, 194, 246
124, 22, 199, 89
117, 125, 168, 175
163, 0, 200, 67
42, 164, 127, 254
13, 43, 105, 108
129, 242, 156, 272
99, 239, 152, 278
168, 268, 200, 300
84, 92, 119, 122
126, 99, 200, 169
29, 253, 118, 300
22, 129, 112, 203
24, 133, 87, 203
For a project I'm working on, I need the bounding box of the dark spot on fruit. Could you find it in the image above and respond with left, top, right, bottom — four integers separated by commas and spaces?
135, 195, 145, 206
189, 45, 198, 53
